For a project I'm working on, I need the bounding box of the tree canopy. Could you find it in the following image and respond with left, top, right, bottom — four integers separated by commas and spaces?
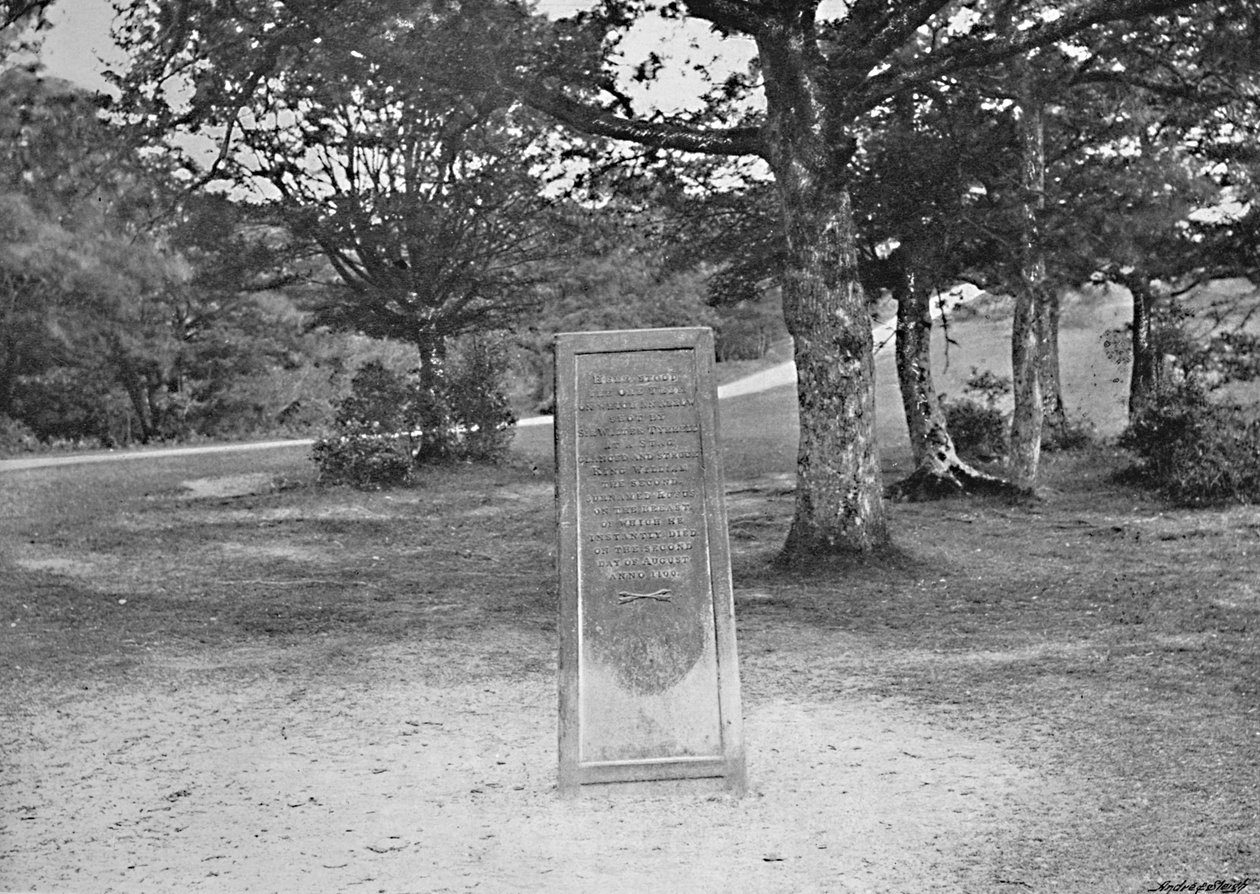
114, 0, 1248, 560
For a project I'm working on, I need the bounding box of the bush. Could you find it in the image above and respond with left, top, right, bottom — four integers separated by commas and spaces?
445, 336, 516, 461
942, 367, 1010, 460
1042, 412, 1098, 453
943, 398, 1009, 460
1120, 384, 1260, 506
0, 415, 39, 455
312, 338, 516, 488
313, 361, 417, 488
311, 432, 413, 489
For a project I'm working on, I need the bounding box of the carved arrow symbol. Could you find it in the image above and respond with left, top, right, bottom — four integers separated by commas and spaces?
616, 589, 673, 604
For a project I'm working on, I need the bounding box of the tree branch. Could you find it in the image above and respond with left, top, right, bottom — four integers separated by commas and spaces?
517, 82, 767, 157
1071, 69, 1253, 106
859, 0, 1204, 112
683, 0, 766, 35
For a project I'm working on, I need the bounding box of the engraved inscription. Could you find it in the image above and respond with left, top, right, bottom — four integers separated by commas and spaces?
576, 350, 711, 695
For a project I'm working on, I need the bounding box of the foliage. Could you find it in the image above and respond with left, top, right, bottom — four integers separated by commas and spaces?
714, 296, 789, 362
941, 368, 1010, 461
114, 0, 1239, 558
0, 69, 355, 448
1120, 384, 1260, 506
512, 203, 721, 414
0, 413, 36, 454
1119, 288, 1260, 505
314, 360, 419, 488
311, 432, 414, 490
313, 341, 516, 487
1041, 413, 1099, 453
444, 336, 517, 462
114, 0, 558, 376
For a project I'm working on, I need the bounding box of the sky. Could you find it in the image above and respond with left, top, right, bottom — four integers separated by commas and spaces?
35, 0, 762, 116
39, 0, 123, 93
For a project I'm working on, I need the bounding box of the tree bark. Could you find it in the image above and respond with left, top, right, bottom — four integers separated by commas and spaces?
1008, 54, 1046, 491
886, 249, 1023, 501
1039, 287, 1066, 432
0, 333, 17, 420
1123, 271, 1160, 419
895, 263, 934, 470
757, 25, 890, 561
115, 355, 155, 444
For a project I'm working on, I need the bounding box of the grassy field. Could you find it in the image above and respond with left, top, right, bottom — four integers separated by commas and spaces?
2, 289, 1257, 891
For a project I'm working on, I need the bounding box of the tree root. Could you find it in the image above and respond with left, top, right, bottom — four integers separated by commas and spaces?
886, 456, 1030, 502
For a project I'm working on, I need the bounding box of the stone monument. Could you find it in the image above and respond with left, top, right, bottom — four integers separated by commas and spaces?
554, 327, 745, 795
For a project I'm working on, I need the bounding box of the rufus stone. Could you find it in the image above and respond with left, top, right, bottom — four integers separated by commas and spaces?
554, 327, 745, 795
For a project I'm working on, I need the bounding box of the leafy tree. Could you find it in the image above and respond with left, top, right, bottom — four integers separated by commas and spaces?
0, 67, 330, 446
0, 68, 179, 440
116, 0, 1216, 561
1047, 10, 1257, 430
851, 84, 1022, 499
114, 0, 560, 393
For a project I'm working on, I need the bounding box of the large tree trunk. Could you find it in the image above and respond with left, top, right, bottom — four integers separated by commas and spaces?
758, 29, 890, 561
886, 250, 1022, 501
1009, 56, 1046, 491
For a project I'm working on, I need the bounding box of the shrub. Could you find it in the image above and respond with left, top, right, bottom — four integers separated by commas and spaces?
313, 361, 417, 488
943, 397, 1009, 460
333, 360, 413, 433
312, 339, 516, 488
1120, 384, 1260, 506
942, 367, 1010, 460
0, 415, 39, 455
1117, 291, 1260, 505
311, 432, 413, 489
445, 335, 516, 462
1042, 412, 1098, 453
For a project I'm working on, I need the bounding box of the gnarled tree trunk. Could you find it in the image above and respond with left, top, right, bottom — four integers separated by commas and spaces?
886, 249, 1023, 501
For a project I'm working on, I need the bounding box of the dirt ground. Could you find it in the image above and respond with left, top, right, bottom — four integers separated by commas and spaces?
3, 638, 1043, 893
1, 433, 1257, 892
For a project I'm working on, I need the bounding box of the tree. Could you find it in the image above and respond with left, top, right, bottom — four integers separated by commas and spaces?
0, 66, 325, 445
0, 68, 177, 440
1025, 1, 1260, 423
848, 82, 1024, 499
116, 0, 1213, 561
512, 0, 1216, 558
115, 0, 560, 394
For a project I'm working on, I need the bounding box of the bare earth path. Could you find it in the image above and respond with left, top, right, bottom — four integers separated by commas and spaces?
3, 640, 1042, 893
0, 452, 1078, 894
